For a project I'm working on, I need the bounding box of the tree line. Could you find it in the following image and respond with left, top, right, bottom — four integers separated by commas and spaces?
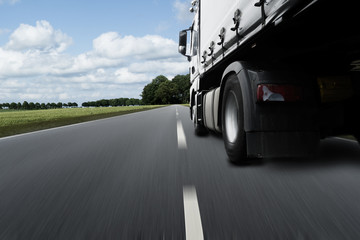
0, 98, 142, 110
0, 74, 190, 110
0, 101, 78, 110
81, 98, 142, 107
141, 74, 190, 105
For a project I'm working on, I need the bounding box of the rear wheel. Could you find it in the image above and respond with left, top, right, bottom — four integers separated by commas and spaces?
222, 74, 247, 163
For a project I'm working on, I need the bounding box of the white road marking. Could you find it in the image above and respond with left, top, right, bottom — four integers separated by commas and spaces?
183, 186, 204, 240
177, 120, 187, 149
176, 108, 179, 117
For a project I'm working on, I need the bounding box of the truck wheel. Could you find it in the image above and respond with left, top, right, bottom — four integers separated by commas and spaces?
193, 106, 208, 136
222, 74, 247, 163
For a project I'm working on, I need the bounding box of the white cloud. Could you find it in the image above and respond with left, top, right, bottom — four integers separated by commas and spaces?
173, 0, 194, 22
129, 60, 188, 76
59, 93, 70, 100
93, 32, 179, 60
114, 68, 148, 84
0, 48, 27, 77
1, 79, 26, 89
19, 93, 42, 100
6, 20, 72, 52
65, 52, 122, 75
0, 20, 188, 103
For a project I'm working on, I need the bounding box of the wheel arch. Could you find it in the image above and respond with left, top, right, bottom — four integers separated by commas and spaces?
218, 61, 253, 132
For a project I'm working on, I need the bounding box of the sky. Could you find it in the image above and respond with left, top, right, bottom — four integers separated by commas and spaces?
0, 0, 194, 104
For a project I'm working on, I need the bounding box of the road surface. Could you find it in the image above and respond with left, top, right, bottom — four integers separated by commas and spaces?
1, 105, 360, 239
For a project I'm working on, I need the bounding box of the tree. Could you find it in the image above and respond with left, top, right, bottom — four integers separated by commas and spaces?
22, 101, 29, 110
133, 99, 140, 106
141, 74, 190, 105
117, 98, 125, 106
172, 74, 190, 104
109, 99, 117, 107
141, 75, 168, 105
10, 102, 17, 109
29, 102, 35, 110
100, 99, 109, 107
155, 80, 178, 104
122, 98, 129, 106
35, 102, 41, 109
50, 103, 56, 109
57, 102, 63, 109
130, 98, 137, 106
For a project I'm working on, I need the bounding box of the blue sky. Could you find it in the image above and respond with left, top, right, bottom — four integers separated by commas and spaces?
0, 0, 193, 104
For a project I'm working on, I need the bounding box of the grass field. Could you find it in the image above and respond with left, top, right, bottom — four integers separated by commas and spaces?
0, 105, 164, 138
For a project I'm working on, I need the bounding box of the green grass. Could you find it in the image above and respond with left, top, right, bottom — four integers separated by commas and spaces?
0, 105, 165, 138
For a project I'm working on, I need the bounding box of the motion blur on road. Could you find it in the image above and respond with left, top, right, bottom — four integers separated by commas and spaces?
1, 106, 360, 239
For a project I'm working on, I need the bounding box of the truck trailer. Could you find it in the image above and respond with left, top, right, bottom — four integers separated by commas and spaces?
178, 0, 360, 163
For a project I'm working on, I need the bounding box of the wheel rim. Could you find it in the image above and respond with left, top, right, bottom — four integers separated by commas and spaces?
225, 91, 239, 143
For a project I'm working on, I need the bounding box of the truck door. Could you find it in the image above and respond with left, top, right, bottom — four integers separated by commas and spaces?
190, 15, 200, 84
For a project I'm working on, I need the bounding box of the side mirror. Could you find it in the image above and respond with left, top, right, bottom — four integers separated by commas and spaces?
178, 30, 188, 56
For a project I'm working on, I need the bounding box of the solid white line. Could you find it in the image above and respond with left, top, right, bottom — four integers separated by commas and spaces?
177, 120, 187, 149
183, 186, 204, 240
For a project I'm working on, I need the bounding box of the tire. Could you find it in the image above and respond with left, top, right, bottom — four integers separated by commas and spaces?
221, 74, 247, 163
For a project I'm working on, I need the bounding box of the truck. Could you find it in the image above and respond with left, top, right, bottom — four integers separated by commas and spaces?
178, 0, 360, 163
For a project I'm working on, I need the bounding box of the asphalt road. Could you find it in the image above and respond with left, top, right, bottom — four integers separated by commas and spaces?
1, 105, 360, 239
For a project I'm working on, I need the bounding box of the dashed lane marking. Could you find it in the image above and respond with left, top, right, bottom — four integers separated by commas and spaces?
183, 186, 204, 240
177, 120, 187, 149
